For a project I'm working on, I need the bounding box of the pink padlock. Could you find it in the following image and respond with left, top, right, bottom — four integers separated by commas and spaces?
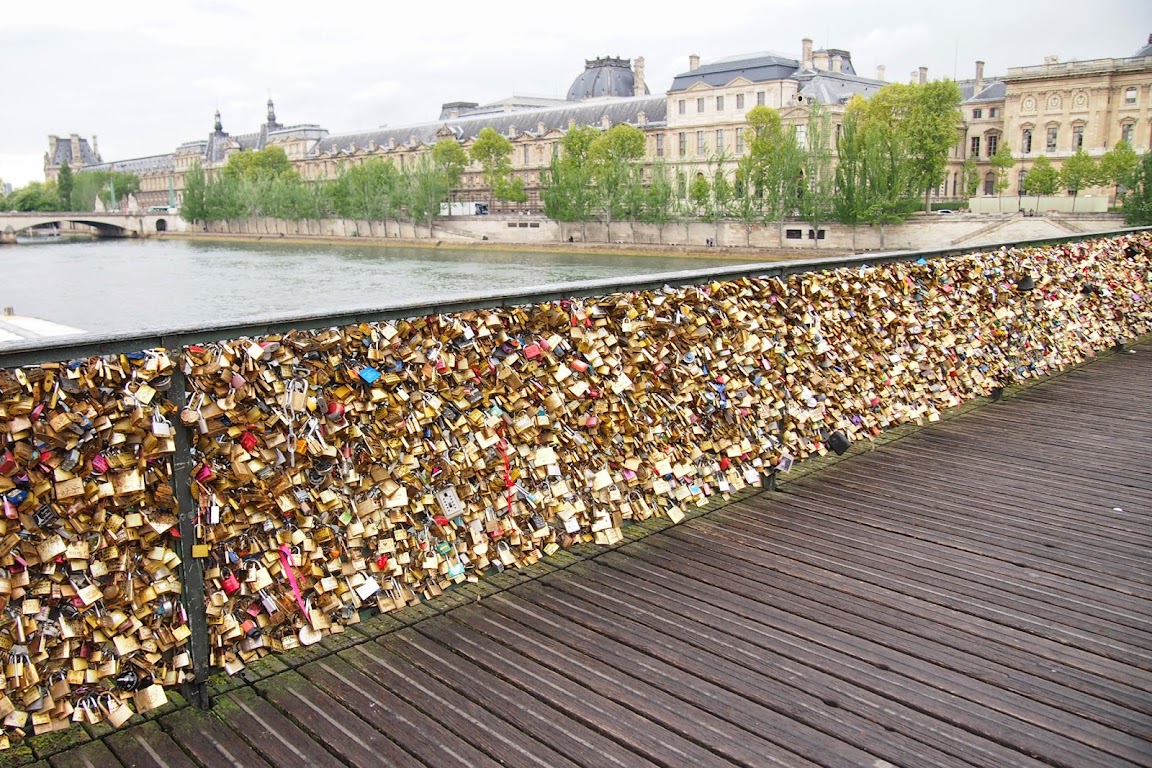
195, 464, 214, 482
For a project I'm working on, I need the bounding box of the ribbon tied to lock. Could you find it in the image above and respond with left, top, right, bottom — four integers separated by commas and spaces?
278, 544, 310, 620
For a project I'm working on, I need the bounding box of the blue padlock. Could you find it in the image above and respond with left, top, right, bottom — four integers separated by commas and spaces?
358, 366, 381, 384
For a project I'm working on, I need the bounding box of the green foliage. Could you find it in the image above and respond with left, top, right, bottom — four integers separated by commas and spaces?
1059, 148, 1100, 204
1120, 151, 1152, 225
689, 174, 711, 214
221, 147, 296, 182
70, 170, 141, 210
181, 163, 209, 222
742, 105, 803, 224
588, 124, 647, 231
990, 144, 1014, 196
798, 104, 835, 238
431, 139, 468, 188
406, 155, 452, 234
9, 182, 60, 212
330, 159, 404, 220
961, 158, 980, 197
832, 102, 919, 229
861, 80, 963, 210
1021, 155, 1061, 197
57, 162, 74, 210
542, 126, 599, 226
470, 128, 515, 202
1100, 141, 1139, 191
641, 161, 677, 238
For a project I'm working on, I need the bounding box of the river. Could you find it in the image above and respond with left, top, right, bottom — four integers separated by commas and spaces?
3, 237, 751, 338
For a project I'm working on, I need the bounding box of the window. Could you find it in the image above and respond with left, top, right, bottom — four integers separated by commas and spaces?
678, 99, 686, 115
973, 108, 983, 119
1072, 124, 1084, 150
989, 107, 999, 118
716, 95, 724, 111
785, 229, 803, 239
678, 132, 687, 157
697, 98, 705, 113
697, 130, 707, 155
756, 91, 766, 106
987, 134, 999, 156
1121, 123, 1135, 145
1022, 128, 1033, 154
1125, 87, 1137, 105
523, 146, 530, 165
655, 134, 664, 157
970, 136, 981, 158
1018, 169, 1027, 191
1046, 126, 1058, 152
736, 131, 745, 154
807, 229, 826, 240
716, 129, 725, 151
796, 124, 807, 148
736, 93, 745, 109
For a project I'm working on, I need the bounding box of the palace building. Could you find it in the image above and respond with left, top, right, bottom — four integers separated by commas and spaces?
45, 36, 1152, 212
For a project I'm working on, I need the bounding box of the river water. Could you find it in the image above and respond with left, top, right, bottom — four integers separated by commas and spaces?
3, 237, 749, 338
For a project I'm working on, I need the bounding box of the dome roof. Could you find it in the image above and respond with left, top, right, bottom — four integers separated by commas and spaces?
1135, 33, 1152, 59
567, 57, 647, 101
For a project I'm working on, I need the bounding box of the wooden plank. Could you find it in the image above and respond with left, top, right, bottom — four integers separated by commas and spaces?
467, 596, 866, 767
540, 565, 1058, 768
102, 720, 199, 768
253, 670, 413, 768
660, 522, 1152, 717
160, 706, 273, 768
593, 549, 1152, 767
641, 530, 1152, 739
47, 741, 123, 768
493, 585, 982, 768
215, 686, 341, 767
414, 618, 749, 767
296, 652, 497, 768
381, 631, 663, 768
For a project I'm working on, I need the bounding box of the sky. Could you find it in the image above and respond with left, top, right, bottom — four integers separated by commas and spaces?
2, 0, 1149, 188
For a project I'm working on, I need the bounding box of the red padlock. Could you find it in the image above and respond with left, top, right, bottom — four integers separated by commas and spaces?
375, 554, 389, 570
239, 432, 259, 452
0, 451, 16, 477
222, 570, 240, 595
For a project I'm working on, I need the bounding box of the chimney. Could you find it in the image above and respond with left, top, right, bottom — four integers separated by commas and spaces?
92, 135, 100, 161
70, 134, 81, 164
974, 60, 985, 94
688, 54, 700, 71
802, 38, 813, 70
813, 50, 829, 71
876, 64, 886, 81
633, 56, 646, 96
1043, 54, 1059, 65
831, 55, 842, 73
48, 135, 59, 163
637, 111, 647, 126
918, 66, 928, 84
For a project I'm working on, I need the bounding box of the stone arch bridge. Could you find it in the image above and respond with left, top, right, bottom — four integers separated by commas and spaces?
0, 212, 186, 243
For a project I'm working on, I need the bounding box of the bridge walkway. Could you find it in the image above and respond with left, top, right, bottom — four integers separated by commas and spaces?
17, 341, 1152, 768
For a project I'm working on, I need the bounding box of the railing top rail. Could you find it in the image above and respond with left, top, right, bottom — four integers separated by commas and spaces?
1, 225, 1148, 368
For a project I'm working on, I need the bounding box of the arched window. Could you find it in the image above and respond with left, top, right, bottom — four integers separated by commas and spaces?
1121, 122, 1135, 146
984, 171, 996, 196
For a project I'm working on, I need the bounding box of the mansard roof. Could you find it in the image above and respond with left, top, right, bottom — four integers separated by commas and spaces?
50, 137, 100, 167
314, 95, 667, 155
796, 71, 885, 105
669, 52, 800, 92
83, 153, 175, 175
958, 79, 1006, 103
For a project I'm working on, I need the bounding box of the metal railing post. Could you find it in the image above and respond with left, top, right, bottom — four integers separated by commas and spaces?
163, 339, 211, 708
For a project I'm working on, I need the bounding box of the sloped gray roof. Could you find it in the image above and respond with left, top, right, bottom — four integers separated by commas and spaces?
958, 78, 1006, 103
82, 153, 174, 175
669, 53, 800, 93
567, 57, 647, 100
314, 96, 667, 155
797, 72, 885, 105
51, 137, 100, 167
1133, 34, 1152, 58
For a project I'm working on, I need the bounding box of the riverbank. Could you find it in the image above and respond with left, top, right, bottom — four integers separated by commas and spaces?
163, 230, 854, 262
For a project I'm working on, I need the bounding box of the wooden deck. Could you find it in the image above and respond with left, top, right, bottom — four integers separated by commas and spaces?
16, 341, 1152, 768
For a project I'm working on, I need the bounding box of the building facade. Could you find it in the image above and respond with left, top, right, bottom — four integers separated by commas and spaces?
45, 36, 1152, 213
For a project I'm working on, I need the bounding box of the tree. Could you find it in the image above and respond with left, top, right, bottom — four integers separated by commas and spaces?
689, 174, 711, 215
642, 160, 677, 244
1120, 151, 1152, 225
960, 158, 980, 197
221, 146, 295, 181
542, 126, 599, 241
862, 80, 963, 211
589, 124, 647, 241
798, 103, 835, 247
1021, 155, 1061, 212
57, 162, 74, 210
182, 163, 209, 222
405, 155, 451, 237
469, 128, 516, 206
330, 158, 404, 224
1059, 148, 1100, 211
9, 182, 60, 212
990, 144, 1014, 197
1100, 140, 1140, 199
431, 138, 468, 190
744, 105, 803, 245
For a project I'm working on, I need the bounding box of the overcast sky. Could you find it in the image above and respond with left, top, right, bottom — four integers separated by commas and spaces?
1, 0, 1149, 187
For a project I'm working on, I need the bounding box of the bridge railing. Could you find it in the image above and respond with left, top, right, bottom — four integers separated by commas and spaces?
0, 225, 1148, 743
